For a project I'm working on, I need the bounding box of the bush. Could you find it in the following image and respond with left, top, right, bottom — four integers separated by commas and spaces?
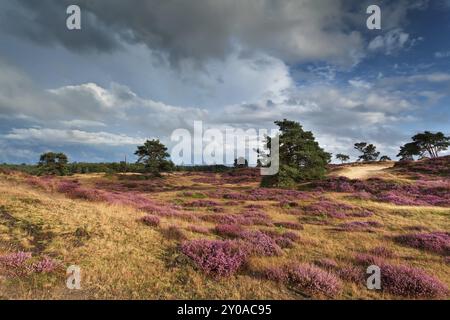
314, 258, 338, 270
214, 224, 244, 239
140, 215, 160, 227
337, 221, 382, 232
241, 231, 282, 256
180, 240, 247, 278
265, 264, 342, 297
337, 265, 365, 283
187, 225, 210, 234
31, 256, 59, 273
380, 263, 448, 298
369, 246, 395, 258
394, 232, 450, 255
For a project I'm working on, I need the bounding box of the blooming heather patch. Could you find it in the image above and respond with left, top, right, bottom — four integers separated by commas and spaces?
261, 230, 299, 249
274, 237, 295, 249
139, 215, 160, 227
185, 200, 220, 208
180, 240, 247, 278
348, 210, 374, 218
0, 251, 32, 276
242, 210, 273, 226
354, 253, 386, 267
312, 176, 450, 207
394, 156, 450, 177
314, 258, 339, 270
274, 221, 304, 230
222, 168, 261, 184
214, 224, 244, 239
266, 264, 342, 297
336, 221, 382, 232
31, 256, 59, 273
263, 266, 289, 283
58, 181, 107, 201
223, 188, 311, 202
281, 231, 300, 242
302, 200, 358, 219
26, 176, 56, 191
369, 246, 396, 258
380, 263, 448, 298
394, 232, 450, 256
0, 252, 59, 276
337, 265, 365, 283
186, 225, 210, 234
241, 230, 282, 256
224, 201, 241, 206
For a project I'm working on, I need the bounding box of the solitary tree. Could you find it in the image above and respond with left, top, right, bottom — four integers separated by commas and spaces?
379, 155, 391, 162
354, 142, 380, 162
260, 119, 331, 188
135, 139, 174, 176
335, 153, 350, 164
38, 152, 69, 176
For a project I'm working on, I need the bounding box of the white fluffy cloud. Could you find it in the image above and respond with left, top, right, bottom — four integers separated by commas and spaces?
4, 128, 144, 146
368, 29, 412, 55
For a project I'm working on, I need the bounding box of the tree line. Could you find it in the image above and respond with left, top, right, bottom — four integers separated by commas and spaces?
4, 120, 448, 189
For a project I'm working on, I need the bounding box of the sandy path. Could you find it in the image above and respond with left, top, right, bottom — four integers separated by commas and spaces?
331, 162, 395, 180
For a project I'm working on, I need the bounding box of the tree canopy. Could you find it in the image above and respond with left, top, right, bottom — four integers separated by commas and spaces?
135, 139, 174, 175
38, 152, 69, 176
261, 119, 331, 187
335, 153, 350, 164
354, 142, 380, 162
397, 131, 450, 160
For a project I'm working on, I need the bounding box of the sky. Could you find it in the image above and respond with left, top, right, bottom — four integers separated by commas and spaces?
0, 0, 449, 164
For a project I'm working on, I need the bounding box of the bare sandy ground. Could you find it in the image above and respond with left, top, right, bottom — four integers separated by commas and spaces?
331, 162, 395, 180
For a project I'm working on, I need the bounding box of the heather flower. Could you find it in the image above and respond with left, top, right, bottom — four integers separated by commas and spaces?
0, 251, 32, 274
282, 264, 342, 297
380, 263, 448, 298
354, 253, 386, 266
337, 265, 365, 283
337, 221, 382, 232
180, 240, 247, 278
263, 266, 288, 282
185, 200, 220, 207
275, 237, 295, 249
139, 215, 160, 227
394, 232, 450, 255
241, 230, 282, 256
282, 231, 300, 242
214, 224, 244, 239
245, 204, 264, 209
31, 256, 59, 273
314, 258, 338, 270
369, 246, 395, 258
187, 225, 210, 234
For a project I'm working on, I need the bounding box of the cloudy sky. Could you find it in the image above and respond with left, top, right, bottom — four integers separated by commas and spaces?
0, 0, 449, 164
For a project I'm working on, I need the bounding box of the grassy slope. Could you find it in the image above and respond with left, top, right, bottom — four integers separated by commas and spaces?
0, 168, 448, 299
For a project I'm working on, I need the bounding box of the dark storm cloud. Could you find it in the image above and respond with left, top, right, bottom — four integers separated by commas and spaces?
0, 0, 120, 52
1, 0, 372, 65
